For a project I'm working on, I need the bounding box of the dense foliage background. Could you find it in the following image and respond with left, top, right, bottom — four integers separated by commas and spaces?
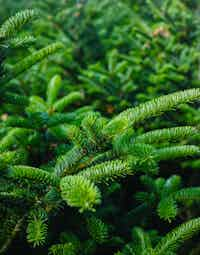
0, 1, 200, 254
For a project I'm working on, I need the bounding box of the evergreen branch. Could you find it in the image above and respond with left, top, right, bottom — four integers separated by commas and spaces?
0, 189, 33, 202
86, 216, 109, 244
131, 227, 153, 253
103, 89, 200, 136
156, 145, 200, 161
4, 116, 33, 128
174, 187, 200, 201
47, 113, 76, 127
158, 187, 200, 221
0, 128, 32, 153
78, 159, 134, 184
55, 145, 85, 176
0, 42, 64, 85
157, 197, 178, 222
0, 149, 27, 170
49, 243, 76, 255
8, 35, 36, 48
52, 91, 84, 112
58, 232, 80, 251
161, 175, 182, 197
114, 140, 156, 158
10, 42, 63, 78
88, 150, 116, 165
48, 107, 95, 127
26, 209, 48, 247
154, 217, 200, 255
8, 165, 60, 187
134, 126, 198, 145
46, 74, 62, 106
0, 9, 37, 39
0, 217, 24, 254
43, 188, 63, 214
26, 95, 48, 113
4, 92, 29, 106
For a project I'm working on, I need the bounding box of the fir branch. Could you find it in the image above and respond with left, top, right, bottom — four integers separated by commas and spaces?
78, 159, 134, 184
26, 209, 48, 247
47, 113, 76, 127
8, 165, 60, 187
0, 42, 64, 85
134, 126, 198, 145
0, 9, 37, 39
174, 187, 200, 201
46, 74, 62, 106
4, 92, 29, 106
157, 197, 178, 222
131, 227, 153, 254
158, 187, 200, 221
154, 217, 200, 255
8, 35, 36, 48
49, 243, 76, 255
86, 216, 109, 244
103, 89, 200, 136
156, 145, 200, 161
55, 145, 85, 176
52, 91, 84, 112
0, 128, 32, 153
0, 217, 24, 254
0, 149, 27, 170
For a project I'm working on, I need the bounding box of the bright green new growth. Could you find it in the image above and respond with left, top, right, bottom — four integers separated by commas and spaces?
103, 89, 200, 136
26, 210, 48, 247
60, 175, 101, 212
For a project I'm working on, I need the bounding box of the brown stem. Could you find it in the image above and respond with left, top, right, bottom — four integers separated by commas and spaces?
0, 217, 24, 254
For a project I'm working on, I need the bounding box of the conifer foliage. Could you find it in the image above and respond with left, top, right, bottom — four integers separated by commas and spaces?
0, 1, 200, 255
